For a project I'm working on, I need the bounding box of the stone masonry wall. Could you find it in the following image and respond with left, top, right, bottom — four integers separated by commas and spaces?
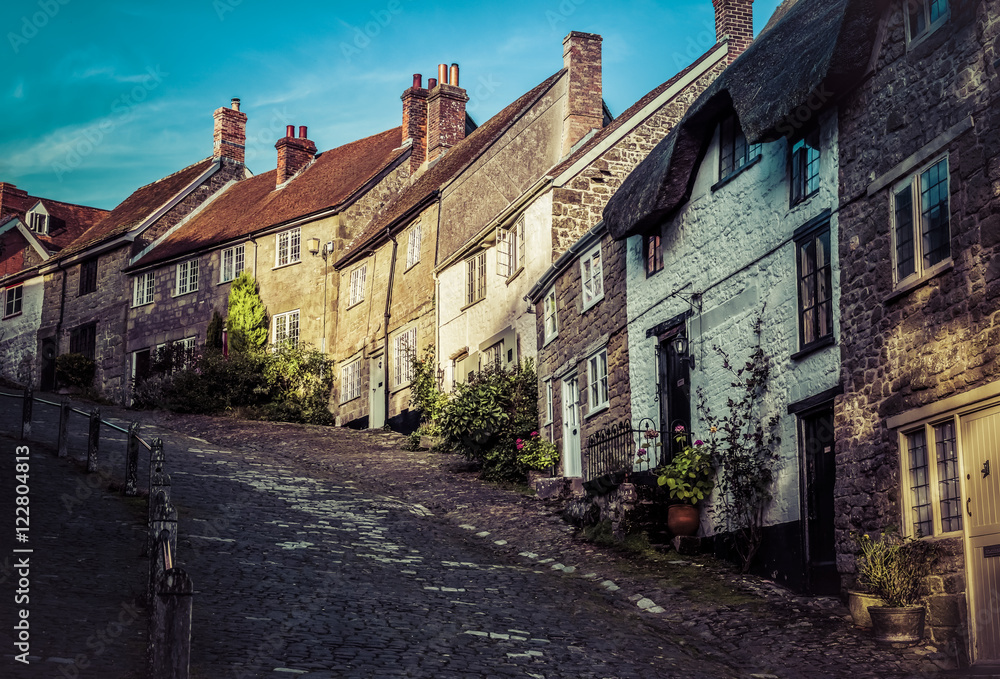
836, 0, 999, 654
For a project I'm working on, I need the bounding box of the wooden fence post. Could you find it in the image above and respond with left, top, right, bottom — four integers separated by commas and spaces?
125, 422, 140, 496
149, 568, 193, 679
87, 408, 100, 473
20, 386, 32, 440
57, 401, 70, 458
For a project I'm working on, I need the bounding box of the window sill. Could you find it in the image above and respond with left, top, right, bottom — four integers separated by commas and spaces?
272, 259, 301, 271
2, 311, 23, 321
172, 289, 198, 298
340, 396, 361, 405
132, 301, 153, 309
884, 258, 954, 305
790, 188, 820, 210
645, 267, 663, 279
581, 294, 604, 314
505, 266, 524, 286
712, 154, 762, 192
390, 382, 412, 395
346, 299, 366, 311
585, 402, 609, 420
404, 260, 420, 273
461, 298, 485, 312
790, 334, 835, 361
543, 332, 558, 348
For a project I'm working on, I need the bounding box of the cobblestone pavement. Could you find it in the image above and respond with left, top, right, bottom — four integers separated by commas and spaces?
0, 395, 969, 677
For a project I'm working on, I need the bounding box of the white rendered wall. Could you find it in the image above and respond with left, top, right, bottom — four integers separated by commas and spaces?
0, 275, 44, 385
626, 109, 841, 531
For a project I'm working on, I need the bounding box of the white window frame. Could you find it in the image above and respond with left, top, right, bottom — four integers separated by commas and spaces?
905, 0, 949, 45
544, 378, 554, 425
348, 265, 367, 307
177, 336, 197, 371
175, 258, 199, 296
481, 342, 502, 371
133, 271, 154, 307
496, 216, 525, 279
275, 227, 301, 268
587, 348, 609, 416
466, 251, 486, 306
580, 243, 604, 311
899, 415, 964, 539
220, 244, 245, 283
543, 288, 558, 345
3, 285, 23, 319
405, 221, 421, 269
341, 359, 362, 403
392, 326, 417, 388
28, 211, 48, 235
272, 309, 300, 348
890, 155, 951, 289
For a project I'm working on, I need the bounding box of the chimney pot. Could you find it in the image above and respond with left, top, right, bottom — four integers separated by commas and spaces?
412, 73, 422, 88
438, 63, 448, 85
450, 63, 459, 87
231, 97, 241, 111
426, 63, 469, 162
299, 125, 308, 139
285, 125, 295, 138
428, 77, 437, 89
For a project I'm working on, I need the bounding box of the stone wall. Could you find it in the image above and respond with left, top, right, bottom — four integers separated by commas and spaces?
0, 275, 44, 385
835, 0, 999, 655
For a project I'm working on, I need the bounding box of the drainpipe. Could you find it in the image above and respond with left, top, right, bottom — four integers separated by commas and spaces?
382, 230, 398, 426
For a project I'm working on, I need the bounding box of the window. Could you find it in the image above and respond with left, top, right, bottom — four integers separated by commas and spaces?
719, 113, 761, 180
405, 222, 421, 269
906, 0, 948, 43
133, 271, 154, 307
273, 310, 299, 348
3, 285, 23, 318
544, 379, 554, 424
543, 289, 557, 344
28, 212, 48, 234
341, 359, 362, 403
348, 265, 367, 307
177, 337, 197, 371
496, 216, 525, 278
220, 244, 245, 283
902, 419, 962, 537
393, 326, 417, 387
645, 230, 663, 276
580, 244, 603, 310
892, 157, 950, 286
69, 322, 96, 360
276, 227, 301, 267
587, 348, 609, 414
796, 224, 833, 349
790, 128, 821, 206
481, 342, 502, 371
466, 251, 486, 306
175, 259, 199, 295
79, 258, 98, 296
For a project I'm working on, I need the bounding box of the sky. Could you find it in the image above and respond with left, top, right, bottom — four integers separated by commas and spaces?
0, 0, 782, 210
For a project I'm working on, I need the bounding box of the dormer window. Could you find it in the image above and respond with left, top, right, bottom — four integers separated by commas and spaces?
28, 212, 48, 235
719, 113, 761, 182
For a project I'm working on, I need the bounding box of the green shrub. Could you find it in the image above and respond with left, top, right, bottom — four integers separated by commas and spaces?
516, 432, 559, 471
409, 346, 449, 435
227, 271, 268, 353
55, 353, 96, 390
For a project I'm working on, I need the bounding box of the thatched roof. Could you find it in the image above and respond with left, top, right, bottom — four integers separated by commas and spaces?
603, 0, 887, 240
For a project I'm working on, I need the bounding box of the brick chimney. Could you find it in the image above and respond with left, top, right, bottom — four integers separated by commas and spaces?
275, 125, 317, 187
561, 32, 603, 158
213, 98, 248, 164
713, 0, 755, 62
426, 63, 468, 162
401, 74, 429, 175
0, 182, 30, 217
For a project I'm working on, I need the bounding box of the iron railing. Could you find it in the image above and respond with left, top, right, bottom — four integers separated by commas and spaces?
584, 418, 661, 481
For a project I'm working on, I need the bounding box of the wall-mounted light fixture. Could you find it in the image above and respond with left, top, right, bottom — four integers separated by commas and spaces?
672, 335, 695, 369
307, 238, 321, 255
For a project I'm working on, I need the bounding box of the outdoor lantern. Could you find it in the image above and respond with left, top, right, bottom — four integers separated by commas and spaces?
672, 335, 694, 369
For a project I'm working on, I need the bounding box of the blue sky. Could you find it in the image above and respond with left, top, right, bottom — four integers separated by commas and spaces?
1, 0, 781, 210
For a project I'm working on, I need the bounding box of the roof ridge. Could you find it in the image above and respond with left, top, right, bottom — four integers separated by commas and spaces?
128, 156, 215, 194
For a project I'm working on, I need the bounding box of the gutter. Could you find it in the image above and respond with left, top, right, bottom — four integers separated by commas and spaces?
527, 220, 607, 304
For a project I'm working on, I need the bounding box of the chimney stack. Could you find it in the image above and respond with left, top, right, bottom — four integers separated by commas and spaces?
275, 125, 317, 187
213, 98, 248, 164
426, 63, 468, 162
561, 32, 603, 158
401, 74, 429, 176
713, 0, 755, 62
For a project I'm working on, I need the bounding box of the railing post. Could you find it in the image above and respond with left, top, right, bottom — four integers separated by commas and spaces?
149, 438, 165, 490
20, 385, 32, 440
57, 401, 70, 458
125, 422, 140, 496
148, 492, 178, 603
147, 469, 171, 556
87, 408, 100, 473
149, 568, 193, 679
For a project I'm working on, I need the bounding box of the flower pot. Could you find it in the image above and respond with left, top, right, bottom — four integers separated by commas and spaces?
667, 504, 699, 537
868, 605, 926, 644
847, 591, 884, 628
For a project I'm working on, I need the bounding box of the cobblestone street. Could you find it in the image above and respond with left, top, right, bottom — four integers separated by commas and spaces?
0, 397, 965, 677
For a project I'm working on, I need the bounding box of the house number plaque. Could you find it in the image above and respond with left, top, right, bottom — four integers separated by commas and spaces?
984, 545, 1000, 559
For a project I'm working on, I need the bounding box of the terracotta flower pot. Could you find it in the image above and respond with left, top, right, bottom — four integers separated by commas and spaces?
667, 504, 700, 537
868, 605, 926, 644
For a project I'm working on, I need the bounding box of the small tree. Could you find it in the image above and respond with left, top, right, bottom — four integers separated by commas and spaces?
227, 271, 268, 353
206, 309, 224, 350
409, 346, 449, 435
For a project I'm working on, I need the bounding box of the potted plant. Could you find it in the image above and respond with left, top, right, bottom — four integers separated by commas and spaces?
855, 528, 937, 643
655, 426, 715, 536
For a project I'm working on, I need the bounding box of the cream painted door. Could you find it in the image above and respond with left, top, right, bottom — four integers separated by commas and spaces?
369, 355, 385, 429
961, 405, 1000, 663
562, 377, 582, 478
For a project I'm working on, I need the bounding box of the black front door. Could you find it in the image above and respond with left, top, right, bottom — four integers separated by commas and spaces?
658, 331, 691, 462
40, 337, 57, 391
800, 405, 838, 594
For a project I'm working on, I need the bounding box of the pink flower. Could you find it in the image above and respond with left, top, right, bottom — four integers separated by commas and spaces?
637, 448, 647, 456
516, 440, 524, 450
531, 431, 539, 437
674, 425, 685, 432
694, 440, 703, 446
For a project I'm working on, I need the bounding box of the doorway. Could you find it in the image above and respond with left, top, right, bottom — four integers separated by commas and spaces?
799, 405, 839, 595
658, 329, 691, 461
369, 355, 385, 429
562, 376, 581, 478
